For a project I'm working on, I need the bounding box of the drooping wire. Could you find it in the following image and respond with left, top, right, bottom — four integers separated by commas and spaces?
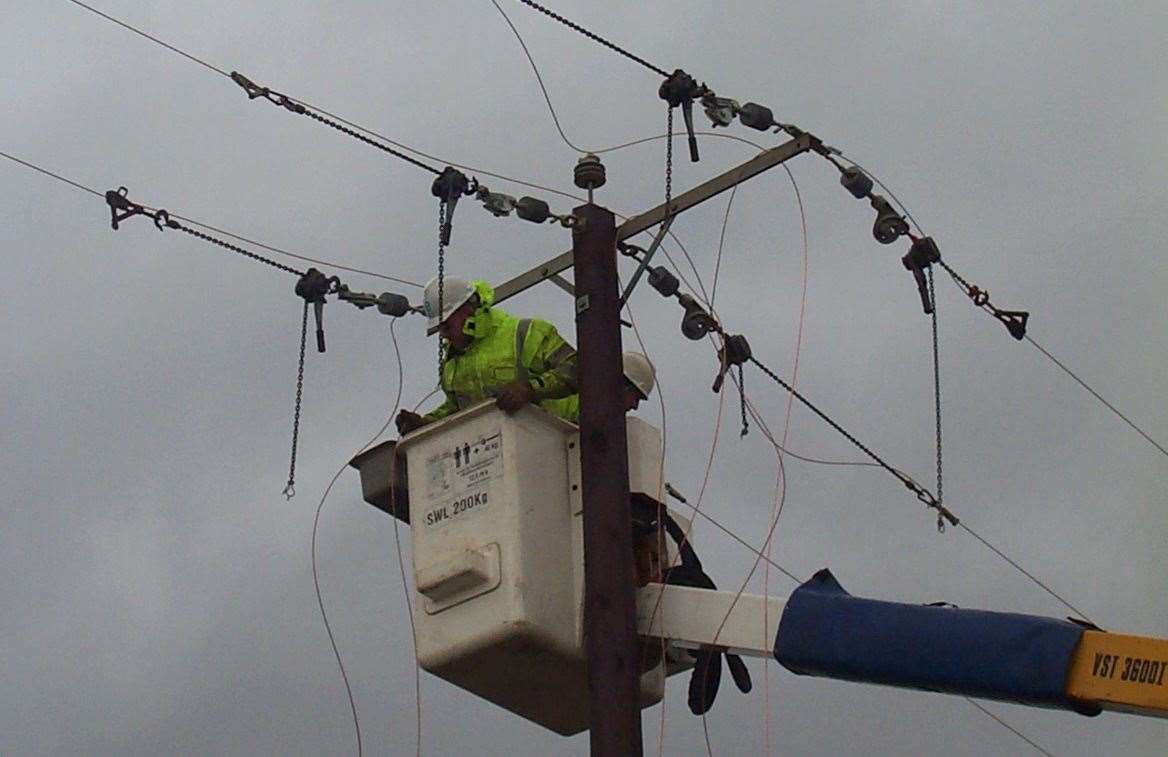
489, 0, 587, 154
309, 319, 411, 757
516, 0, 670, 78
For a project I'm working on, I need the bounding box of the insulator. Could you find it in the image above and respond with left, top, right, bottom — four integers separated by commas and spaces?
574, 153, 606, 190
738, 102, 775, 131
515, 196, 551, 224
871, 195, 909, 244
648, 266, 679, 297
376, 292, 412, 318
840, 166, 873, 199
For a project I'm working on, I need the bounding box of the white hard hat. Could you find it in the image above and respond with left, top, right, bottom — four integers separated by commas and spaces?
622, 352, 655, 399
423, 275, 476, 333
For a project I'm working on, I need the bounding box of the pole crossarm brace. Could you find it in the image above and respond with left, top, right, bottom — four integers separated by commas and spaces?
494, 133, 818, 305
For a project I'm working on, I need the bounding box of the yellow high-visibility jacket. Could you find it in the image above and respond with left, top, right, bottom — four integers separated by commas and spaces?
423, 281, 578, 422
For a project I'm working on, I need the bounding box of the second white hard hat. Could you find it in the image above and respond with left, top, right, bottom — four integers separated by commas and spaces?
622, 351, 655, 399
422, 275, 476, 332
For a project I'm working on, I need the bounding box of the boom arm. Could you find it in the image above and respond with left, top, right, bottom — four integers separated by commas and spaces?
637, 571, 1168, 720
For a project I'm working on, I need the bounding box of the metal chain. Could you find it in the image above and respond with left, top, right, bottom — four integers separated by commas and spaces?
737, 363, 749, 437
283, 300, 309, 499
665, 105, 674, 209
172, 222, 304, 277
301, 110, 442, 175
929, 267, 944, 513
516, 0, 670, 77
748, 356, 959, 527
437, 201, 447, 381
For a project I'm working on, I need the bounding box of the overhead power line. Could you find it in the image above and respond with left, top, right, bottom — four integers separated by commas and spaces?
0, 149, 421, 286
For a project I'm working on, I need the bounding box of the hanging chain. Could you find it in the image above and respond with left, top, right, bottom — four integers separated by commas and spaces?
928, 266, 945, 530
749, 356, 959, 528
665, 105, 674, 209
737, 363, 749, 437
283, 300, 310, 499
437, 200, 447, 381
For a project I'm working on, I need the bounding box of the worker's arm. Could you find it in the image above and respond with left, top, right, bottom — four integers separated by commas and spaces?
523, 321, 578, 401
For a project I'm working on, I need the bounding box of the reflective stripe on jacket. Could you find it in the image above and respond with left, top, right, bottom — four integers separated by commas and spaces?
423, 296, 578, 423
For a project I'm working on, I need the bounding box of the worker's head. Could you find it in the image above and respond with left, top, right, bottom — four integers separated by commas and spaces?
621, 352, 655, 412
423, 275, 481, 348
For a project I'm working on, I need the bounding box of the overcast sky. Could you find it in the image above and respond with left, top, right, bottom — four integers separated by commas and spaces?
3, 1, 1166, 755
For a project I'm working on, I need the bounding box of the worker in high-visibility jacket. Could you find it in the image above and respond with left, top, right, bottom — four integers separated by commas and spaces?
540, 351, 655, 423
395, 276, 579, 434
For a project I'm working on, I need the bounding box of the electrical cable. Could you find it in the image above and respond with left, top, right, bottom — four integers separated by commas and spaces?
309, 319, 419, 757
64, 0, 231, 78
0, 150, 419, 286
516, 0, 670, 78
489, 0, 588, 154
1022, 334, 1168, 460
962, 697, 1056, 757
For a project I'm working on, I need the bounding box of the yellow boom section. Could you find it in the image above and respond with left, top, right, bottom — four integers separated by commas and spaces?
1068, 631, 1168, 718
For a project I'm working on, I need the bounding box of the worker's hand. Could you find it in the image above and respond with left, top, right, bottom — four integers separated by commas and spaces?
495, 381, 535, 413
395, 410, 427, 436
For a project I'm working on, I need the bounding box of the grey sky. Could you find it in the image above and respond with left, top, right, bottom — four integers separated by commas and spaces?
3, 1, 1166, 755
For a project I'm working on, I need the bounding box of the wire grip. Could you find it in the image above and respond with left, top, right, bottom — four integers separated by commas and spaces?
104, 186, 178, 231
230, 71, 306, 114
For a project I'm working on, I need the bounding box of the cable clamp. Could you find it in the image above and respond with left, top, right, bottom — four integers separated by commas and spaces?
230, 71, 306, 114
961, 284, 1029, 340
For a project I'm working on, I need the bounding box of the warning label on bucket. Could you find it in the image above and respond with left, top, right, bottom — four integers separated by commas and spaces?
422, 428, 502, 528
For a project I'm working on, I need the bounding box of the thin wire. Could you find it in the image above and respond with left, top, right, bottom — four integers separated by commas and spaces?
929, 267, 944, 506
0, 149, 102, 197
489, 0, 587, 154
958, 522, 1093, 623
709, 185, 737, 306
309, 319, 410, 757
516, 0, 671, 78
963, 697, 1056, 757
1, 150, 421, 286
1024, 334, 1168, 459
64, 0, 231, 78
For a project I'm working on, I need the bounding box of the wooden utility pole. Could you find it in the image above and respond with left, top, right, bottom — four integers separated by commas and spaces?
572, 155, 642, 756
485, 136, 819, 752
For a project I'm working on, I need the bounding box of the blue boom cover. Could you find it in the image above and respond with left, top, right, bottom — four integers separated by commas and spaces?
773, 569, 1099, 714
